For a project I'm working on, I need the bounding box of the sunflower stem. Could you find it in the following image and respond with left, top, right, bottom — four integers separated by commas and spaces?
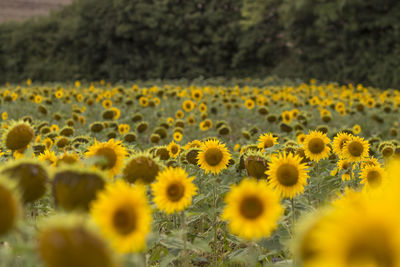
291, 198, 296, 228
180, 211, 188, 266
212, 180, 218, 264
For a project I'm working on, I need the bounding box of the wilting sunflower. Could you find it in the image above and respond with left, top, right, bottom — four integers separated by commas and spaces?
303, 131, 331, 162
0, 177, 20, 236
342, 136, 370, 162
332, 132, 353, 156
360, 164, 386, 190
167, 141, 180, 158
85, 139, 127, 177
266, 152, 309, 198
221, 178, 283, 240
2, 120, 34, 151
308, 191, 400, 267
90, 180, 152, 253
151, 167, 197, 214
197, 139, 231, 175
183, 140, 203, 150
37, 215, 115, 267
122, 152, 163, 184
257, 133, 278, 151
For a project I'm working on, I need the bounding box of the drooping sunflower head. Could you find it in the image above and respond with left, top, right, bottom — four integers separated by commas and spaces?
151, 167, 197, 214
1, 159, 49, 203
52, 166, 106, 211
197, 139, 232, 175
2, 120, 34, 151
342, 136, 370, 162
37, 215, 115, 267
154, 146, 170, 161
55, 152, 80, 167
85, 139, 127, 177
257, 133, 278, 151
221, 178, 283, 240
122, 152, 163, 184
0, 176, 20, 236
244, 151, 269, 180
332, 132, 353, 156
90, 180, 152, 253
303, 130, 331, 162
182, 140, 203, 150
266, 152, 309, 199
167, 141, 180, 158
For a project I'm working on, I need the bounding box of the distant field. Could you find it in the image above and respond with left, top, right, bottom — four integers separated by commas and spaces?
0, 0, 71, 22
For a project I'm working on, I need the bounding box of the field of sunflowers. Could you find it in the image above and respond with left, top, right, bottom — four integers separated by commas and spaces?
0, 77, 400, 267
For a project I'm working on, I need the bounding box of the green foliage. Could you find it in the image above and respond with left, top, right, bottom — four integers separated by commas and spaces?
0, 0, 400, 87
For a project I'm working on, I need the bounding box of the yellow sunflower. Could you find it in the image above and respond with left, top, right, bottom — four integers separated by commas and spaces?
244, 99, 255, 110
303, 131, 331, 162
90, 180, 152, 253
85, 139, 127, 177
173, 131, 182, 142
183, 140, 203, 150
197, 139, 231, 175
307, 191, 400, 267
352, 124, 361, 135
151, 167, 197, 214
282, 110, 293, 123
360, 164, 386, 190
167, 141, 181, 158
332, 132, 353, 156
257, 133, 278, 151
266, 152, 309, 198
38, 150, 58, 166
341, 136, 370, 162
221, 178, 283, 240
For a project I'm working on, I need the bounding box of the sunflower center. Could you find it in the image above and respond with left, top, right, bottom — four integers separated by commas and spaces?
264, 139, 274, 148
113, 206, 137, 235
346, 229, 395, 267
307, 138, 325, 154
348, 141, 364, 157
342, 161, 350, 170
204, 148, 223, 166
277, 163, 299, 186
95, 147, 117, 170
366, 170, 382, 188
170, 145, 179, 155
166, 183, 185, 202
239, 196, 264, 219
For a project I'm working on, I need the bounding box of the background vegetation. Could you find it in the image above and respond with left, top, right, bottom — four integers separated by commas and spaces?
0, 0, 399, 88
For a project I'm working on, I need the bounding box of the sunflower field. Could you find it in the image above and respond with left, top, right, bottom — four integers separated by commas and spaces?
0, 77, 400, 267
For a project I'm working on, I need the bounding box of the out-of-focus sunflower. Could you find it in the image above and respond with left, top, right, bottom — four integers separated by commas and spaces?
167, 141, 180, 158
90, 180, 152, 253
360, 164, 386, 190
266, 152, 309, 198
151, 167, 197, 214
197, 139, 231, 175
221, 178, 283, 240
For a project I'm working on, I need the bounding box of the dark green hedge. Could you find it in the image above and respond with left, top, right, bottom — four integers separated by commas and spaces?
0, 0, 399, 88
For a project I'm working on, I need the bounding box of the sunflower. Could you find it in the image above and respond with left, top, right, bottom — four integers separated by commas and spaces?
266, 152, 309, 198
102, 100, 112, 109
151, 167, 197, 214
139, 97, 149, 107
175, 110, 184, 119
182, 100, 195, 112
257, 133, 278, 151
122, 152, 163, 184
221, 178, 283, 240
2, 120, 34, 151
118, 124, 130, 135
307, 191, 400, 267
85, 139, 127, 177
2, 112, 7, 121
37, 215, 115, 267
109, 107, 121, 120
244, 99, 255, 110
297, 133, 306, 145
361, 157, 379, 169
199, 103, 207, 113
342, 136, 369, 162
0, 177, 20, 236
197, 139, 231, 175
167, 141, 180, 158
38, 150, 58, 165
360, 164, 386, 190
353, 124, 361, 135
332, 132, 353, 156
282, 110, 293, 123
191, 89, 203, 101
90, 180, 152, 253
303, 131, 331, 162
173, 131, 182, 142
